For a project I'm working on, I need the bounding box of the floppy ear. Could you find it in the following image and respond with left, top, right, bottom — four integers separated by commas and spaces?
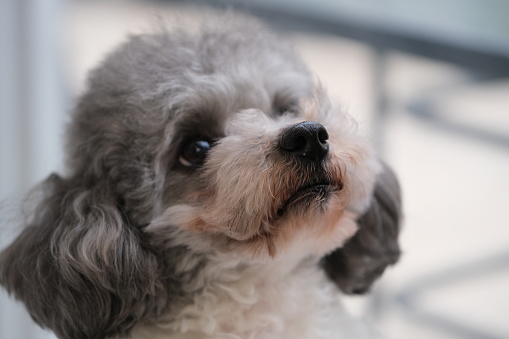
0, 174, 167, 339
322, 162, 402, 294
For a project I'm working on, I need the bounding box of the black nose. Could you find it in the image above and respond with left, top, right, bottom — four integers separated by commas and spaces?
279, 122, 329, 162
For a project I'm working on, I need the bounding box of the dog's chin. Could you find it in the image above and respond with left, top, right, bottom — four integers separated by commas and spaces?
276, 181, 342, 218
226, 186, 354, 259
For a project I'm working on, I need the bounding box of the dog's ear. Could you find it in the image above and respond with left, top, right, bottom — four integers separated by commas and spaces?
0, 174, 167, 339
322, 162, 402, 294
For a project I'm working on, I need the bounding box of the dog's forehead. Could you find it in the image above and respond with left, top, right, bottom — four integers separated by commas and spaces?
168, 73, 275, 132
162, 58, 312, 139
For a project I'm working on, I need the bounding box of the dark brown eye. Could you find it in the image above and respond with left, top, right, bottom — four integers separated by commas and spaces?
179, 138, 211, 168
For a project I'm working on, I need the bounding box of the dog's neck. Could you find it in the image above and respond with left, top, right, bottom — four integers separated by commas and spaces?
130, 253, 340, 339
126, 235, 361, 339
164, 236, 321, 297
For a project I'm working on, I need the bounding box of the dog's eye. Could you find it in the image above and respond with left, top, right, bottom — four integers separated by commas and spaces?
179, 138, 212, 168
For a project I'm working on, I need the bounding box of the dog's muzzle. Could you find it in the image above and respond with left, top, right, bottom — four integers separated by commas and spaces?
279, 122, 329, 163
276, 122, 338, 217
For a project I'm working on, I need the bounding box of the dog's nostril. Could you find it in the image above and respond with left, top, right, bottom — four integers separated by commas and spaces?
279, 122, 329, 162
318, 128, 329, 144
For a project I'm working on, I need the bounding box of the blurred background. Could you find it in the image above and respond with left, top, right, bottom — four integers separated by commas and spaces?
1, 0, 508, 338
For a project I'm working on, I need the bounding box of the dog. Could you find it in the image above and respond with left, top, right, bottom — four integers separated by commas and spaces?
0, 13, 401, 339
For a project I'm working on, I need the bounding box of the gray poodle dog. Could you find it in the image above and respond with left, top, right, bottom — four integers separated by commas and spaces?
0, 13, 401, 339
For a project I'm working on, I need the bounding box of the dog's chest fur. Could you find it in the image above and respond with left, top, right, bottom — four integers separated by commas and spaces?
128, 243, 376, 339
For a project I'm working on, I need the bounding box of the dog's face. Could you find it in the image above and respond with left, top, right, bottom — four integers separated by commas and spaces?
0, 14, 401, 339
67, 16, 379, 261
152, 99, 378, 260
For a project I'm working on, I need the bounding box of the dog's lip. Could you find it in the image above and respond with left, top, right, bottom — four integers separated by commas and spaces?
277, 181, 339, 217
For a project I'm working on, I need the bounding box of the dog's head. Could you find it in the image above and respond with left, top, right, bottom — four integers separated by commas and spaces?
0, 14, 401, 339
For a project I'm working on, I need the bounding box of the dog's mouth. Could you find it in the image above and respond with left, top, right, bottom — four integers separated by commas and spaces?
276, 179, 342, 217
